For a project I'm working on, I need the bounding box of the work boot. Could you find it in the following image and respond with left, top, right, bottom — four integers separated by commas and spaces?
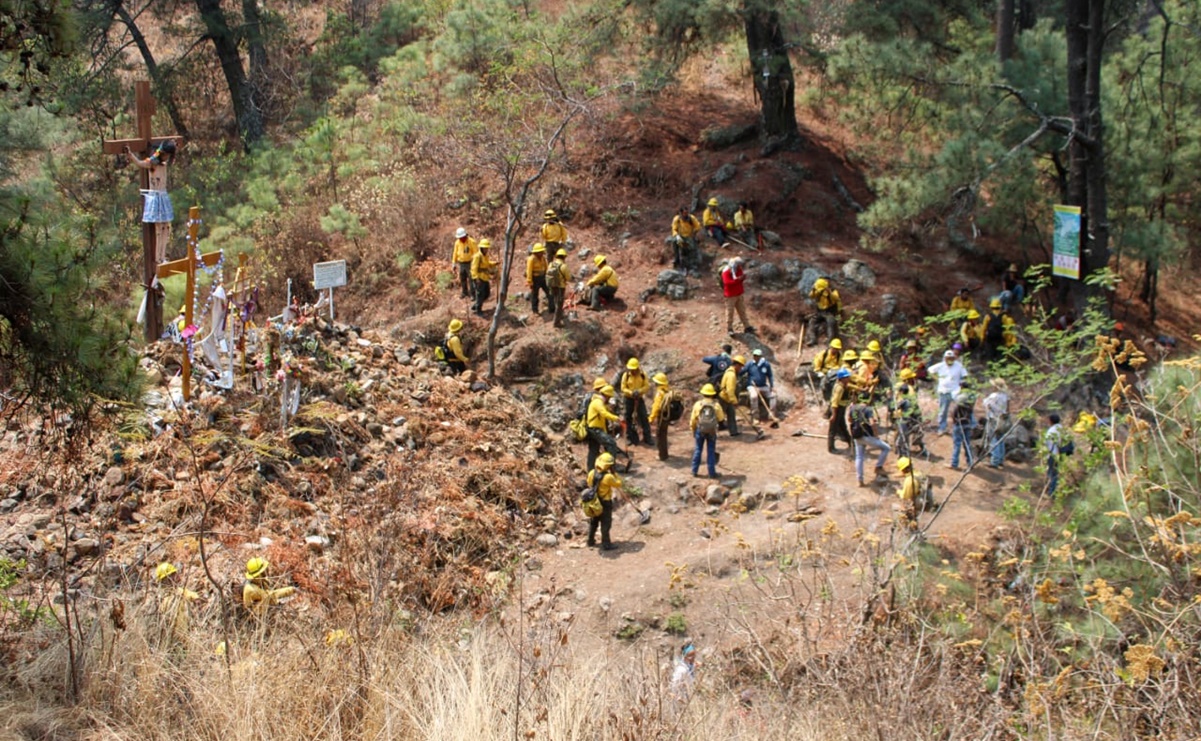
586, 537, 596, 547
875, 466, 887, 478
601, 543, 617, 551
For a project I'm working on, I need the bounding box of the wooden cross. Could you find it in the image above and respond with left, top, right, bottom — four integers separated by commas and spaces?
157, 207, 222, 403
102, 80, 184, 342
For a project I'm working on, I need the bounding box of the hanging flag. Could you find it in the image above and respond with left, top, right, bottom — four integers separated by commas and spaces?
1052, 205, 1082, 280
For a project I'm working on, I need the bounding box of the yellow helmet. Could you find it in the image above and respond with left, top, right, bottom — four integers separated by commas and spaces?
601, 385, 615, 397
829, 338, 842, 349
899, 367, 916, 381
594, 255, 606, 266
700, 383, 717, 397
989, 298, 1002, 309
626, 357, 640, 370
245, 557, 269, 580
859, 350, 876, 362
867, 340, 882, 353
707, 197, 719, 207
652, 372, 668, 386
448, 319, 463, 333
732, 355, 746, 365
544, 209, 557, 220
896, 457, 912, 472
842, 349, 858, 362
478, 238, 492, 249
556, 248, 567, 257
532, 243, 546, 254
967, 310, 981, 320
596, 452, 615, 470
154, 562, 178, 582
814, 278, 829, 291
592, 377, 607, 391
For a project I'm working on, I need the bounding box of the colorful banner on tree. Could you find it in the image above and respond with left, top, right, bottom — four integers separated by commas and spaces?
1052, 205, 1082, 280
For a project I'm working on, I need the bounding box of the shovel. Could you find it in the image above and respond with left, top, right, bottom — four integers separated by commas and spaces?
789, 428, 826, 439
619, 487, 651, 525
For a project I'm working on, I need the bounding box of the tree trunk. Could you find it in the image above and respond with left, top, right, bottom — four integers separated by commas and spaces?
113, 2, 190, 139
195, 0, 264, 148
997, 0, 1016, 61
744, 9, 799, 143
242, 0, 269, 110
1140, 258, 1158, 324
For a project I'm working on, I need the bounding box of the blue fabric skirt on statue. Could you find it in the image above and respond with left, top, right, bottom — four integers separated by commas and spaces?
141, 189, 174, 223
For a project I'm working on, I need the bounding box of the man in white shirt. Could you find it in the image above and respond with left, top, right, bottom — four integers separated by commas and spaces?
927, 350, 968, 435
982, 378, 1011, 468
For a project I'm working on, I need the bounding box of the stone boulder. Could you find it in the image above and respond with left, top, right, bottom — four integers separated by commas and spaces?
841, 259, 876, 289
656, 269, 689, 301
797, 267, 830, 297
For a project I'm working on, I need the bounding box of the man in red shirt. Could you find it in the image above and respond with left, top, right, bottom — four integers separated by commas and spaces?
720, 257, 755, 336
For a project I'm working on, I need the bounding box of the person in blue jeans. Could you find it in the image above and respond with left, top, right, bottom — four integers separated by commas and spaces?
1044, 413, 1065, 495
948, 390, 976, 471
928, 350, 968, 434
982, 379, 1010, 468
689, 384, 726, 478
849, 403, 890, 486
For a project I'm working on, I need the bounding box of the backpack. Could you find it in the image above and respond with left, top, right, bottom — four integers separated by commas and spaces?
985, 314, 1005, 343
433, 337, 451, 362
568, 417, 588, 442
697, 402, 719, 435
580, 475, 603, 518
546, 261, 567, 289
668, 393, 684, 424
849, 407, 873, 439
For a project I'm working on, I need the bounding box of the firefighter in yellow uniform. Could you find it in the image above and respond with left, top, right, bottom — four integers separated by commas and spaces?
720, 355, 762, 439
546, 248, 572, 327
648, 372, 675, 461
896, 456, 932, 527
620, 357, 654, 446
154, 561, 199, 645
450, 227, 477, 299
733, 202, 760, 248
806, 277, 842, 345
242, 557, 296, 616
587, 255, 619, 310
470, 239, 497, 315
702, 197, 730, 248
960, 309, 984, 351
814, 338, 843, 401
586, 452, 622, 550
671, 206, 703, 269
526, 243, 550, 314
541, 209, 569, 255
949, 287, 976, 319
586, 385, 627, 472
444, 318, 468, 374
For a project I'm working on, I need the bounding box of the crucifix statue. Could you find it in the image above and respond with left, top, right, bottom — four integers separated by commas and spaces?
157, 207, 222, 403
103, 80, 184, 342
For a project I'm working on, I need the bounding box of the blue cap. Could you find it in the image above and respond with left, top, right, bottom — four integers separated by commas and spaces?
835, 369, 852, 379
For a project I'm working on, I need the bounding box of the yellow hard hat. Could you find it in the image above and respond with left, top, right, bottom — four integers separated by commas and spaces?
1002, 315, 1015, 326
859, 350, 876, 362
154, 562, 178, 582
732, 355, 746, 365
601, 385, 615, 397
596, 452, 615, 469
592, 377, 607, 391
448, 319, 463, 333
556, 248, 567, 257
652, 372, 668, 386
700, 383, 717, 397
829, 338, 843, 349
867, 340, 882, 353
544, 209, 557, 220
967, 310, 981, 320
814, 278, 829, 290
532, 243, 546, 254
899, 367, 916, 381
843, 349, 858, 362
478, 238, 492, 249
725, 221, 734, 230
707, 197, 719, 207
896, 457, 912, 472
905, 339, 918, 348
989, 298, 1002, 309
594, 254, 606, 266
245, 557, 269, 580
626, 357, 640, 370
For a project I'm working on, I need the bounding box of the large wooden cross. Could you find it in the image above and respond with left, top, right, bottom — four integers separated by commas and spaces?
157, 207, 222, 403
103, 81, 184, 342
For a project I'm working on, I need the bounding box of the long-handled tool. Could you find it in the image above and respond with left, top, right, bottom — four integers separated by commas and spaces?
789, 428, 826, 439
619, 487, 651, 525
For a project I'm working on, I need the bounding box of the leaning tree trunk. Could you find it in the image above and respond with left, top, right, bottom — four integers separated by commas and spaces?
744, 9, 799, 143
114, 2, 190, 139
195, 0, 264, 148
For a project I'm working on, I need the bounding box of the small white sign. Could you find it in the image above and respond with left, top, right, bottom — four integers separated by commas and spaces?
313, 260, 347, 290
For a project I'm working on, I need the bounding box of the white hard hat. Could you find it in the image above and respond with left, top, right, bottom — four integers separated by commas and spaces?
455, 227, 468, 239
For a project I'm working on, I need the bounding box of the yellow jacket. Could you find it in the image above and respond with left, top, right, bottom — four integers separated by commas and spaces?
672, 214, 701, 238
621, 369, 651, 398
702, 206, 724, 228
649, 385, 672, 424
452, 236, 477, 264
526, 253, 548, 283
719, 366, 740, 404
898, 470, 927, 501
541, 221, 568, 244
471, 251, 496, 281
810, 286, 841, 312
586, 393, 620, 430
960, 321, 983, 345
447, 333, 468, 363
734, 208, 754, 230
588, 468, 622, 501
242, 580, 295, 613
588, 265, 618, 288
830, 380, 851, 409
689, 398, 726, 431
813, 348, 841, 374
949, 295, 975, 314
